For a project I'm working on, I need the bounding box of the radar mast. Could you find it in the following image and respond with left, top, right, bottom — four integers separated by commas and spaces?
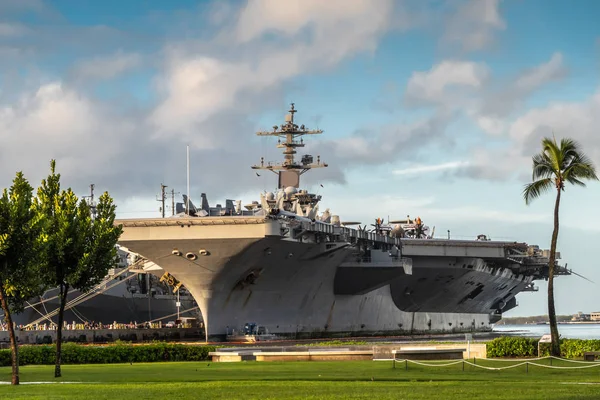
252, 103, 327, 189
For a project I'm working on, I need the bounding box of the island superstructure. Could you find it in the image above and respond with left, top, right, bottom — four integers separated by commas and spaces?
116, 104, 568, 340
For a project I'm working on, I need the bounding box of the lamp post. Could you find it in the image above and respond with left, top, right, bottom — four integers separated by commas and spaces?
176, 288, 181, 322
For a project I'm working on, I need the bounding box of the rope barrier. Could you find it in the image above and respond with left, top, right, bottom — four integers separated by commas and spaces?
470, 356, 598, 365
392, 356, 600, 372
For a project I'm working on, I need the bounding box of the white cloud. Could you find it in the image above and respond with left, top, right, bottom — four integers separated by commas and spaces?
513, 53, 565, 92
323, 194, 436, 223
235, 0, 388, 43
0, 22, 29, 37
455, 146, 530, 181
0, 83, 126, 180
444, 0, 506, 52
0, 0, 415, 202
150, 0, 396, 141
476, 116, 506, 135
508, 91, 600, 163
393, 161, 470, 176
321, 192, 547, 231
72, 51, 142, 80
406, 52, 565, 122
311, 112, 455, 175
424, 205, 547, 225
460, 88, 600, 182
477, 52, 566, 120
405, 60, 489, 105
401, 52, 569, 180
0, 0, 45, 13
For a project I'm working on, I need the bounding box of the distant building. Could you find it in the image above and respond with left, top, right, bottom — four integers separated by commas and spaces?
591, 312, 600, 321
571, 311, 591, 321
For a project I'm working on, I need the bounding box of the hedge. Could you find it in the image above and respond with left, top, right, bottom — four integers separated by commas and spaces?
0, 342, 216, 366
487, 336, 600, 358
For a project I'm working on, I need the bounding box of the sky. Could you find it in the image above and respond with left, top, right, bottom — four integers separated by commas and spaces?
1, 0, 600, 317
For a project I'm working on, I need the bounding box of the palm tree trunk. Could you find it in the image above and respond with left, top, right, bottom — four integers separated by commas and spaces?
55, 282, 69, 378
548, 188, 561, 357
0, 278, 19, 385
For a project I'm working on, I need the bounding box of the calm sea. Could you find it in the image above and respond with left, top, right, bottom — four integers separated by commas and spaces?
493, 323, 600, 340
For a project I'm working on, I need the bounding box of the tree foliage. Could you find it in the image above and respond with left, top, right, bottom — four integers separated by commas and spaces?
0, 172, 47, 385
35, 161, 123, 292
524, 137, 598, 203
523, 136, 598, 357
34, 160, 123, 378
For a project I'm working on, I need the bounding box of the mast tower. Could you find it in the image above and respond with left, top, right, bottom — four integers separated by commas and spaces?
252, 103, 327, 189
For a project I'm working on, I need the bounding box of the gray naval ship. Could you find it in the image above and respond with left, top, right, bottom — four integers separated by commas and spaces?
116, 104, 569, 341
7, 248, 198, 327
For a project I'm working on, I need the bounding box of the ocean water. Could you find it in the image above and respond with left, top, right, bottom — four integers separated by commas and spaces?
493, 323, 600, 340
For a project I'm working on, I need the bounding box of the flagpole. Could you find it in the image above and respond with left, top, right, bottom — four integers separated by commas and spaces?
186, 145, 190, 215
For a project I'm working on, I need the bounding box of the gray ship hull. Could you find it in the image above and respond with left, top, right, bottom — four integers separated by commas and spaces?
118, 219, 538, 340
10, 290, 197, 327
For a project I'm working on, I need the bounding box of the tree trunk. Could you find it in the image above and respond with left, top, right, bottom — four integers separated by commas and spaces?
55, 282, 69, 378
548, 188, 562, 357
0, 281, 19, 385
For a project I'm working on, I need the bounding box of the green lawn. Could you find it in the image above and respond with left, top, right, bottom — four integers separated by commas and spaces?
1, 359, 599, 399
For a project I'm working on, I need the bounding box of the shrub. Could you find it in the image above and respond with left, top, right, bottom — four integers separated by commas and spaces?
558, 339, 600, 358
487, 336, 600, 358
0, 342, 216, 367
486, 336, 538, 357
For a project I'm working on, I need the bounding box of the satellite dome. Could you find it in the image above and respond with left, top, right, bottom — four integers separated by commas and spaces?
284, 186, 297, 196
391, 224, 404, 238
266, 192, 275, 200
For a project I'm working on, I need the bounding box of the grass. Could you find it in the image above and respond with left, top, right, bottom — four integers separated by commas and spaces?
1, 359, 599, 399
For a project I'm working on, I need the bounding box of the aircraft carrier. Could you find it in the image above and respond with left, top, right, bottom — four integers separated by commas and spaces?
116, 104, 568, 341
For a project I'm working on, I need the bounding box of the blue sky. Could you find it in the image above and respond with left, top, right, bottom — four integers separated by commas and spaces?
1, 0, 600, 317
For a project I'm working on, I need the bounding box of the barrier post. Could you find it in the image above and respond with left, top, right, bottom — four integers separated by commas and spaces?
465, 333, 472, 359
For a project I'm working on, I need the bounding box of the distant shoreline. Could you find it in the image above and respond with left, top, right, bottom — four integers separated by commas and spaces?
535, 321, 600, 325
497, 322, 600, 325
494, 315, 600, 325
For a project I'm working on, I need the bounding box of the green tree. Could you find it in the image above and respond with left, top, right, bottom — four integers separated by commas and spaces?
523, 137, 598, 356
35, 160, 123, 378
0, 172, 47, 385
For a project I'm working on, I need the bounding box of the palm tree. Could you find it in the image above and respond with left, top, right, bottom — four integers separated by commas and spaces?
523, 137, 598, 357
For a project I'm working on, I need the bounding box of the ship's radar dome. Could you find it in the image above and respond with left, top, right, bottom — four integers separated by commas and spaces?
391, 224, 404, 238
266, 192, 275, 200
284, 186, 297, 196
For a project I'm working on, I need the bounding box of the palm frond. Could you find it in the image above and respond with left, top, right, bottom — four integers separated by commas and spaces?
563, 153, 599, 182
541, 137, 562, 172
559, 138, 583, 171
523, 178, 553, 205
565, 176, 586, 187
559, 137, 580, 157
531, 153, 556, 180
525, 135, 598, 204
